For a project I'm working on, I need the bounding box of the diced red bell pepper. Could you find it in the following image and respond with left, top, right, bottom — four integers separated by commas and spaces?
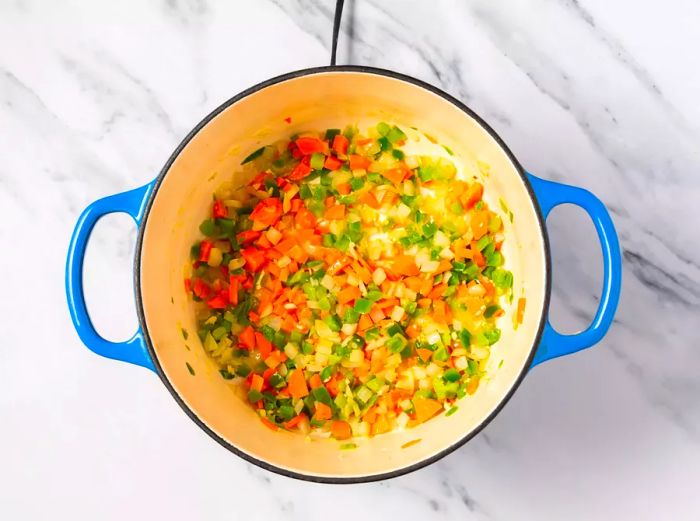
250, 197, 283, 227
248, 171, 269, 189
332, 134, 349, 155
288, 140, 303, 159
288, 157, 311, 180
198, 240, 213, 262
212, 200, 227, 218
228, 277, 239, 305
295, 137, 325, 155
237, 230, 261, 244
239, 326, 256, 350
324, 155, 343, 171
206, 293, 227, 309
192, 278, 211, 299
241, 247, 266, 272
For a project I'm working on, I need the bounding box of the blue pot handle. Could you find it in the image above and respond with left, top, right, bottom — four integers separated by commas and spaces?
527, 173, 622, 366
65, 182, 156, 371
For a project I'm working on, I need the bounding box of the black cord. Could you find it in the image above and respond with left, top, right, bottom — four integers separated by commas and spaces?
330, 0, 345, 66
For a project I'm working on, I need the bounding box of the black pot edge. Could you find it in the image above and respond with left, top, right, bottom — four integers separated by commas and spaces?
133, 65, 552, 484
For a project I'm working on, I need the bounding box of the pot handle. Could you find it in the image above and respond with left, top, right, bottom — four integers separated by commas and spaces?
527, 173, 622, 366
65, 181, 156, 371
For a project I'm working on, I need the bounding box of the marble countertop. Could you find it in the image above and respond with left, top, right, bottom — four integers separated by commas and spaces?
2, 0, 698, 519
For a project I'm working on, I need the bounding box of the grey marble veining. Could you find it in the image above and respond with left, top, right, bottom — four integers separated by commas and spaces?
1, 0, 698, 519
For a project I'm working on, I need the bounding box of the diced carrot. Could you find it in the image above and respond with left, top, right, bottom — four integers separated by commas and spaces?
250, 374, 264, 393
325, 204, 346, 220
355, 138, 373, 146
417, 348, 433, 362
392, 255, 420, 276
467, 377, 480, 395
473, 249, 485, 267
314, 402, 332, 421
331, 420, 352, 440
460, 182, 483, 209
436, 259, 452, 274
324, 155, 343, 171
260, 417, 279, 431
363, 406, 378, 424
428, 283, 447, 300
417, 298, 431, 308
413, 397, 443, 423
349, 154, 371, 170
471, 211, 490, 240
239, 326, 256, 350
369, 305, 386, 323
332, 134, 349, 155
358, 313, 373, 331
381, 167, 407, 186
516, 297, 526, 325
288, 369, 309, 399
338, 285, 361, 304
326, 377, 339, 397
359, 191, 380, 209
406, 322, 421, 339
433, 300, 447, 323
255, 332, 273, 358
336, 182, 351, 195
284, 413, 307, 430
309, 374, 323, 389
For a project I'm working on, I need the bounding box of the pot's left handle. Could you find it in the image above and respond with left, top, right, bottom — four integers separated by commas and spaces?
65, 181, 156, 371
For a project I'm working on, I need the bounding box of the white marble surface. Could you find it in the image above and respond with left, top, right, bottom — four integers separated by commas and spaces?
2, 0, 699, 519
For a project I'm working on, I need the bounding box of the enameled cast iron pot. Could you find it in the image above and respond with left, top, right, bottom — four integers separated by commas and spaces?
66, 66, 622, 482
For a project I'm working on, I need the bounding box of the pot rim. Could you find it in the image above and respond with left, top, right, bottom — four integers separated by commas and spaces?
133, 65, 552, 483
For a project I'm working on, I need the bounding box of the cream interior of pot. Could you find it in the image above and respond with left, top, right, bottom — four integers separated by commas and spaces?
140, 71, 547, 479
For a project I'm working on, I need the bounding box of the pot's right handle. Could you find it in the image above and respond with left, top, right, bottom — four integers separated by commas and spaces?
527, 174, 622, 366
65, 182, 156, 371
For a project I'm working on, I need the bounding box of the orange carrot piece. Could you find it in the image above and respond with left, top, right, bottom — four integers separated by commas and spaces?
471, 211, 490, 240
239, 326, 256, 350
381, 167, 407, 185
288, 369, 309, 399
309, 374, 323, 390
331, 420, 352, 440
314, 402, 332, 420
338, 285, 361, 304
358, 313, 373, 331
260, 417, 279, 431
325, 204, 346, 220
250, 374, 264, 393
284, 413, 307, 430
516, 297, 526, 325
392, 255, 420, 276
417, 348, 433, 362
413, 397, 443, 423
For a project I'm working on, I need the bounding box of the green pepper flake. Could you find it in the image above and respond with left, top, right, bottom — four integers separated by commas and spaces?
354, 298, 372, 313
340, 443, 357, 450
180, 328, 189, 340
445, 405, 459, 417
247, 389, 263, 403
241, 146, 266, 164
186, 362, 195, 376
219, 369, 234, 380
442, 145, 454, 156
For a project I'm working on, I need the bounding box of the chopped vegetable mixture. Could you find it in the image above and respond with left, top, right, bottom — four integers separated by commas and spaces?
184, 122, 517, 439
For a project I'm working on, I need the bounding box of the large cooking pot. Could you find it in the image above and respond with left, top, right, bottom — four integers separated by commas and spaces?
66, 66, 621, 482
